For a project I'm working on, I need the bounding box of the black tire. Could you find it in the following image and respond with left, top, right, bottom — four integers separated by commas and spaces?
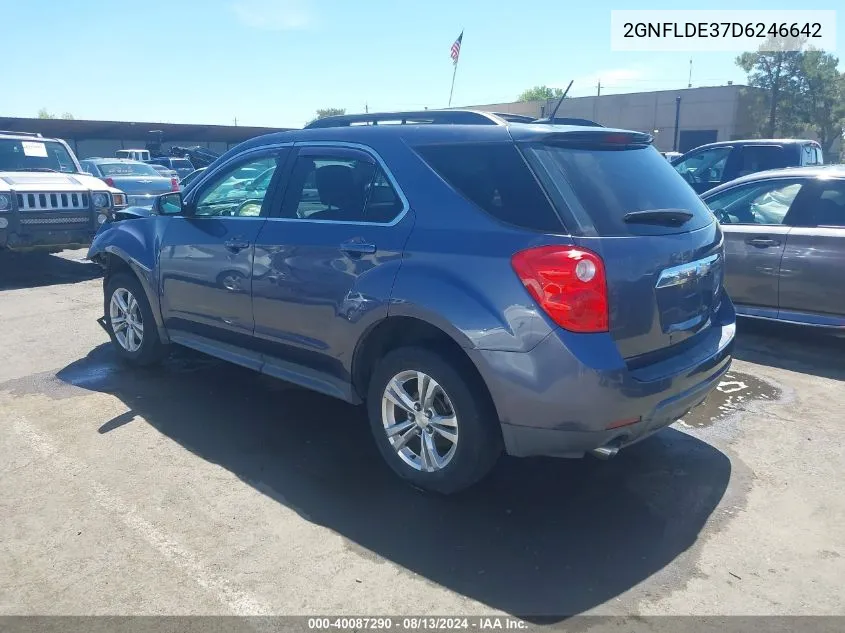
104, 272, 167, 366
367, 346, 502, 495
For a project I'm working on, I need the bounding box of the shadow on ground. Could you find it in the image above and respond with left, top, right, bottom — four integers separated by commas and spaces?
54, 343, 731, 619
734, 319, 845, 381
0, 248, 100, 290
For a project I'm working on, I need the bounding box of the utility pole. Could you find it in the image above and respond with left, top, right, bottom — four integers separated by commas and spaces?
234, 117, 238, 126
365, 103, 369, 113
673, 96, 682, 152
597, 80, 601, 96
688, 58, 693, 88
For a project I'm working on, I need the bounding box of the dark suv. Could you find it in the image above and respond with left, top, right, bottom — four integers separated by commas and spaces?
672, 139, 823, 194
88, 110, 736, 494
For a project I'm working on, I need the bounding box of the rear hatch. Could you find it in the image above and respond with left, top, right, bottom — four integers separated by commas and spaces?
519, 130, 724, 360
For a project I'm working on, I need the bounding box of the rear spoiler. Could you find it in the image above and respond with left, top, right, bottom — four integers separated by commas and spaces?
536, 130, 653, 149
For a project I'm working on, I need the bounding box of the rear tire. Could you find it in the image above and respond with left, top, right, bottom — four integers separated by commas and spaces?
367, 347, 502, 494
104, 272, 167, 366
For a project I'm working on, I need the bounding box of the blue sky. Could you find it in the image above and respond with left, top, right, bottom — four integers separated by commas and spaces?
2, 0, 842, 128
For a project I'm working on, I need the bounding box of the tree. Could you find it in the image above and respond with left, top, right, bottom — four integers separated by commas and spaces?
61, 112, 75, 120
796, 50, 845, 156
736, 39, 804, 137
517, 86, 565, 102
37, 108, 57, 119
315, 107, 345, 119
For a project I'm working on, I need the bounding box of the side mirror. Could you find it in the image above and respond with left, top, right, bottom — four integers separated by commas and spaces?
154, 192, 184, 216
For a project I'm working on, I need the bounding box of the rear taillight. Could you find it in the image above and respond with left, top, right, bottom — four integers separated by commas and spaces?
170, 178, 180, 192
511, 245, 608, 333
104, 177, 115, 187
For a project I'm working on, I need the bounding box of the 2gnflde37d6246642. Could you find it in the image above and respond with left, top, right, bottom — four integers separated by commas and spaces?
88, 109, 736, 494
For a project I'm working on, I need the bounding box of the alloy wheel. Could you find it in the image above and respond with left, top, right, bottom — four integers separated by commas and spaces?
381, 370, 459, 472
109, 288, 144, 353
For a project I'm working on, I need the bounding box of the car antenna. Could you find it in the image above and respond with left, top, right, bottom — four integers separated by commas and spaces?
548, 80, 573, 121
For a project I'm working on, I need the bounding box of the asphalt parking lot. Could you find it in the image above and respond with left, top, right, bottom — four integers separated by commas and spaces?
1, 248, 843, 618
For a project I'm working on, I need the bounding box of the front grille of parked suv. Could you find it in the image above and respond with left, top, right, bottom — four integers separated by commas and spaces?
16, 192, 90, 211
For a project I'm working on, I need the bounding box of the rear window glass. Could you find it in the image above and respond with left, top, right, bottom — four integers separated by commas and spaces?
737, 145, 787, 176
522, 144, 714, 236
98, 162, 160, 176
415, 143, 563, 232
171, 159, 192, 169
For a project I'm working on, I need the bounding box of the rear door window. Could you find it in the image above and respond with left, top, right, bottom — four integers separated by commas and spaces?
737, 145, 786, 176
415, 143, 563, 232
705, 180, 805, 225
523, 143, 714, 236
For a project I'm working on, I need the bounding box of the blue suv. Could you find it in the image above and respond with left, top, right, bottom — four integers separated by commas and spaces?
88, 110, 736, 494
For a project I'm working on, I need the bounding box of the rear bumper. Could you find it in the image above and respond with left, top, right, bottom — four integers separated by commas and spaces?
468, 299, 736, 458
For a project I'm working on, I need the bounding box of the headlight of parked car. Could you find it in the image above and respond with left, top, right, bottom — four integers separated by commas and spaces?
93, 192, 109, 208
0, 193, 10, 211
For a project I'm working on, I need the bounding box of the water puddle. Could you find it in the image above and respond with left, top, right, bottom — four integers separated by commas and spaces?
678, 370, 780, 428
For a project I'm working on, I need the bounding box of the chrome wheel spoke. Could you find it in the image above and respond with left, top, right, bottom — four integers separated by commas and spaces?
114, 291, 129, 313
431, 421, 458, 444
419, 372, 437, 410
111, 316, 127, 331
385, 378, 417, 415
393, 425, 419, 452
420, 432, 442, 472
385, 419, 416, 438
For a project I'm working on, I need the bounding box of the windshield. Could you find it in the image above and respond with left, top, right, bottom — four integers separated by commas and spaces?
97, 162, 160, 177
523, 143, 714, 236
0, 139, 78, 173
171, 159, 192, 170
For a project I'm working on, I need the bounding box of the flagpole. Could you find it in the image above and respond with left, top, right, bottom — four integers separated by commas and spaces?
448, 61, 459, 107
448, 29, 463, 107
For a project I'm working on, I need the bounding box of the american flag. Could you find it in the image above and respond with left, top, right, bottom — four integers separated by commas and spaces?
450, 31, 463, 65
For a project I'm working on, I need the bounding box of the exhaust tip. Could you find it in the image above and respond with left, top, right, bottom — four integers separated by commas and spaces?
590, 445, 619, 460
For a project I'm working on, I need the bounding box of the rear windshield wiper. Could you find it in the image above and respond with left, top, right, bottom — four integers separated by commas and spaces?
17, 167, 58, 172
623, 209, 693, 226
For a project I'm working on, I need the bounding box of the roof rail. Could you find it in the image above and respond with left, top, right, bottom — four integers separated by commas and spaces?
0, 130, 43, 137
304, 109, 506, 129
490, 112, 538, 124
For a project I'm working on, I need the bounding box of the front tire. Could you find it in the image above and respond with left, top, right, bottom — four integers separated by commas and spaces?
367, 347, 502, 494
104, 273, 166, 366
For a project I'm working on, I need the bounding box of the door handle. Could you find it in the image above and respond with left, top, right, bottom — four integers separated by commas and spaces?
224, 238, 250, 251
745, 237, 781, 248
340, 241, 376, 256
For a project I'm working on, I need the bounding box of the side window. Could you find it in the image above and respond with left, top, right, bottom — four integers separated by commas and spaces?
737, 146, 786, 176
415, 143, 562, 232
194, 154, 280, 218
673, 146, 732, 187
706, 180, 804, 225
795, 181, 845, 227
280, 152, 403, 223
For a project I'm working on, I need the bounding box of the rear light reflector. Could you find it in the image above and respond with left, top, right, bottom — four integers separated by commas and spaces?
511, 245, 609, 333
104, 177, 115, 187
170, 178, 180, 192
